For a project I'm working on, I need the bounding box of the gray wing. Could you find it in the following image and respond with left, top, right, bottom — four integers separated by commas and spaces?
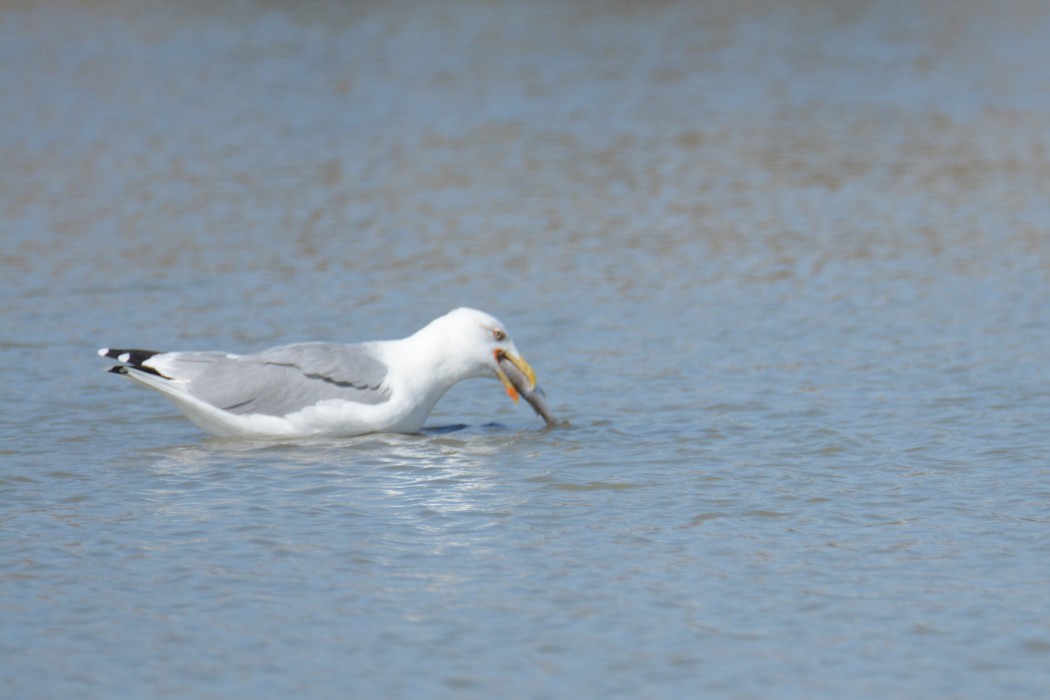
177, 342, 391, 417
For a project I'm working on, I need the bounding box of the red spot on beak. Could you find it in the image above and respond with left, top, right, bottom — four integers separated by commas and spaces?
495, 349, 520, 402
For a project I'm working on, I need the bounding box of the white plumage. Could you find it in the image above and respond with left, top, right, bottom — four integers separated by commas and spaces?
98, 307, 542, 438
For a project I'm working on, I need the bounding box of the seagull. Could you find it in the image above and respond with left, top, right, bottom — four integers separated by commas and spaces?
98, 307, 545, 438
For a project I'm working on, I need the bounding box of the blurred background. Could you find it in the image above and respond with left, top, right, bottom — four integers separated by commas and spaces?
4, 1, 1050, 698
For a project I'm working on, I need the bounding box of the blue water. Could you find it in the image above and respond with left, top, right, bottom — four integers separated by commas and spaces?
4, 1, 1050, 698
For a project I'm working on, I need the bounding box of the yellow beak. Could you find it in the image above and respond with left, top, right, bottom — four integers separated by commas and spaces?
494, 350, 536, 403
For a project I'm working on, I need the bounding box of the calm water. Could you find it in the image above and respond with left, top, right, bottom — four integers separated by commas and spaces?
4, 1, 1050, 697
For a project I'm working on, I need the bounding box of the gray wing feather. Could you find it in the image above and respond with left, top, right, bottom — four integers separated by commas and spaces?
174, 342, 390, 416
250, 342, 389, 389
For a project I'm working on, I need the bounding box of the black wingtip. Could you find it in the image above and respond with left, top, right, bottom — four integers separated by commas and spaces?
99, 348, 167, 377
98, 348, 162, 365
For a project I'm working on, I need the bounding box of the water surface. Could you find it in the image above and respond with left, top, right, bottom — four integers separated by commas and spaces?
4, 1, 1050, 698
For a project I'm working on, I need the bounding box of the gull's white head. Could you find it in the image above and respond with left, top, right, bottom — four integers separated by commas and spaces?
419, 307, 537, 401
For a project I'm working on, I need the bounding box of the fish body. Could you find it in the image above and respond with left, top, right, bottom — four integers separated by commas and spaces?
499, 356, 557, 426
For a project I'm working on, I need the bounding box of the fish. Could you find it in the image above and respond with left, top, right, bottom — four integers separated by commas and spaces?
498, 355, 558, 427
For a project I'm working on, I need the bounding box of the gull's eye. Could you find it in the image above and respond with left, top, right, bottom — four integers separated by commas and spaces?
492, 329, 507, 342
